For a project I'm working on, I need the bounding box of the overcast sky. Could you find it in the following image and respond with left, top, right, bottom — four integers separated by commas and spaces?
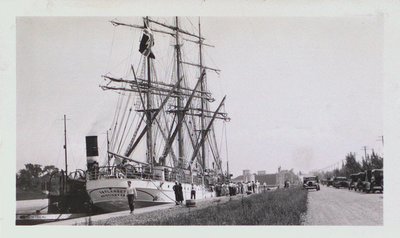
16, 16, 383, 176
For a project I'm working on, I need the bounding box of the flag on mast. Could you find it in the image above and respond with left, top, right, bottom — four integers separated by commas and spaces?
139, 23, 155, 59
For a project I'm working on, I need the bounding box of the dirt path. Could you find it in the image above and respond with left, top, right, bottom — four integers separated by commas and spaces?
304, 185, 383, 225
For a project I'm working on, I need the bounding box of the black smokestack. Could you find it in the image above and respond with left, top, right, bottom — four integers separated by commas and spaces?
85, 136, 98, 157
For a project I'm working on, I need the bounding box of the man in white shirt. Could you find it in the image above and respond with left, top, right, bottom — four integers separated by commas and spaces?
191, 183, 196, 199
126, 181, 137, 214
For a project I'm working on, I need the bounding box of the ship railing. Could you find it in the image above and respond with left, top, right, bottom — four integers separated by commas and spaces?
86, 165, 186, 182
86, 165, 213, 186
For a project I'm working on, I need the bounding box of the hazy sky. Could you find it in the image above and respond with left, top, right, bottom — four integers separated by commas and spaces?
16, 16, 383, 176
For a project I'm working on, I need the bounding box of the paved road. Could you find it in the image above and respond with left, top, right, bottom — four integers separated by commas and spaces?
304, 185, 383, 225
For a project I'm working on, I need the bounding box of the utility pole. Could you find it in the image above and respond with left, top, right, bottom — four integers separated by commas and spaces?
361, 146, 368, 160
63, 114, 68, 176
378, 135, 384, 147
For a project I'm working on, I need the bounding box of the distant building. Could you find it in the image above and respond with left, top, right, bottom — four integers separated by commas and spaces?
255, 173, 277, 185
232, 168, 300, 187
243, 170, 251, 175
277, 169, 300, 187
257, 170, 266, 175
232, 170, 254, 183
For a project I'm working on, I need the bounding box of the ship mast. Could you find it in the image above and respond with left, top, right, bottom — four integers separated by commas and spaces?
103, 17, 230, 177
175, 17, 184, 168
145, 17, 154, 168
199, 19, 206, 174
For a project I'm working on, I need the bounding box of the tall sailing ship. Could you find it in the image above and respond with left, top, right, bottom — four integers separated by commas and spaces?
85, 17, 230, 212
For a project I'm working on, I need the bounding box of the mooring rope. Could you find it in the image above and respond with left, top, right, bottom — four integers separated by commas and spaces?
149, 179, 178, 203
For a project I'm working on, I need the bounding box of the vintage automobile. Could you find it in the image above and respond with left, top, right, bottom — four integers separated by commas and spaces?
370, 169, 383, 193
362, 169, 384, 193
354, 171, 366, 192
325, 177, 334, 187
333, 176, 349, 188
303, 176, 320, 191
320, 179, 327, 186
348, 173, 358, 190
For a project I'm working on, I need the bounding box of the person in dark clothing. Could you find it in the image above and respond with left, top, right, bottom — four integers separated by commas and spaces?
215, 184, 221, 197
173, 182, 179, 205
178, 183, 184, 204
228, 183, 233, 196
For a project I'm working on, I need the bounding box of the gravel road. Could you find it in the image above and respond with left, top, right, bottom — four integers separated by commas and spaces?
303, 185, 383, 225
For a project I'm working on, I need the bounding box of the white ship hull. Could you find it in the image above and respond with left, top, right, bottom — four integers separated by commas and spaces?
86, 178, 214, 212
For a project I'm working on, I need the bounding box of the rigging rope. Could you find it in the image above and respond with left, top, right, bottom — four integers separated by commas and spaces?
116, 107, 133, 154
149, 179, 177, 203
112, 92, 132, 152
124, 113, 145, 157
106, 26, 116, 72
110, 90, 125, 151
119, 111, 137, 154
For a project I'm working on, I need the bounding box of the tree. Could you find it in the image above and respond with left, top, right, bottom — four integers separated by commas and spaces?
43, 165, 59, 175
24, 163, 43, 178
333, 168, 341, 177
16, 164, 59, 191
361, 157, 372, 171
16, 169, 33, 188
343, 152, 362, 177
370, 150, 383, 169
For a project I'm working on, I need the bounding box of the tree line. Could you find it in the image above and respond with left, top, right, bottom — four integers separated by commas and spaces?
315, 151, 383, 179
16, 163, 59, 191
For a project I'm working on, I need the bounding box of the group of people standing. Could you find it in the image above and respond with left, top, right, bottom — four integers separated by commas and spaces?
246, 180, 262, 194
215, 180, 268, 197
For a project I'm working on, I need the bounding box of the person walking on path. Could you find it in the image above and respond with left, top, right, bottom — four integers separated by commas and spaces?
125, 181, 137, 214
191, 183, 196, 199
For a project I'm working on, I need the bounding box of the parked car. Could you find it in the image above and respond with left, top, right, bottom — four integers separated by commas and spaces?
354, 172, 366, 192
320, 179, 328, 186
333, 176, 349, 188
303, 176, 320, 191
348, 173, 358, 190
326, 177, 334, 187
362, 169, 384, 193
370, 169, 383, 193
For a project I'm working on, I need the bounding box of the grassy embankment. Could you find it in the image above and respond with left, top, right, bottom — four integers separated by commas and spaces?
95, 186, 308, 225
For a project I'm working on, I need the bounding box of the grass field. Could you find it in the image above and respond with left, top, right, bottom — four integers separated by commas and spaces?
97, 187, 308, 225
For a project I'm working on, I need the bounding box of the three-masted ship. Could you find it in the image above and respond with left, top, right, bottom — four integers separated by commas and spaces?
85, 17, 230, 212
